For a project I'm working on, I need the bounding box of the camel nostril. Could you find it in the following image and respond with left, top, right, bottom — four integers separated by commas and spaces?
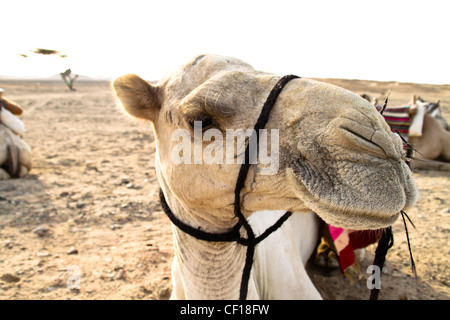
338, 124, 402, 161
342, 128, 376, 146
339, 126, 384, 156
342, 127, 380, 149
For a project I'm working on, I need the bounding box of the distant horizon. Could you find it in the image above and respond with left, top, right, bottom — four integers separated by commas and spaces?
1, 72, 449, 87
0, 73, 111, 82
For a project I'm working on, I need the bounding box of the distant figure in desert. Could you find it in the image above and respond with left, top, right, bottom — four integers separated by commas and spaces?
60, 68, 78, 91
0, 89, 32, 179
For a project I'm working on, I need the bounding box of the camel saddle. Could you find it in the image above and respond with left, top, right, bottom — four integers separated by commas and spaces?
377, 104, 425, 139
0, 89, 24, 115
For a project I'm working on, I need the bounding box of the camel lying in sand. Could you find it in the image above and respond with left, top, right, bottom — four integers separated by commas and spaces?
408, 98, 450, 171
368, 95, 450, 171
113, 54, 417, 299
0, 89, 32, 179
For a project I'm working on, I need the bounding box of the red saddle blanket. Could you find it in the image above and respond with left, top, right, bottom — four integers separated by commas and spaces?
328, 225, 382, 273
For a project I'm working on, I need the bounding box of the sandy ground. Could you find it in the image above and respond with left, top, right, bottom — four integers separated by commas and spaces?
0, 78, 448, 300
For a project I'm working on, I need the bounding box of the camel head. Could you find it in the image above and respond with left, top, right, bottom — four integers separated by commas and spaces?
416, 96, 449, 131
113, 54, 417, 231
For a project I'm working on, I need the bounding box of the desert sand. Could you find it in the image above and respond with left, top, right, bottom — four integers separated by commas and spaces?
0, 78, 449, 300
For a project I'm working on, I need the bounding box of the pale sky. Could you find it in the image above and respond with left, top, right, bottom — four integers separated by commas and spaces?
2, 0, 449, 84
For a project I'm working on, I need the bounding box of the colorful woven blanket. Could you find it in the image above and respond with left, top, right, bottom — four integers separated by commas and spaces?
378, 104, 411, 135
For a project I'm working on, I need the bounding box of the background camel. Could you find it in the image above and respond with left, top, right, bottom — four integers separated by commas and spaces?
0, 90, 32, 179
408, 98, 450, 171
366, 94, 450, 171
113, 54, 417, 299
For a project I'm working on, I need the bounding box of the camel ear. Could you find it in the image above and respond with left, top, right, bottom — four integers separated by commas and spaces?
113, 74, 160, 121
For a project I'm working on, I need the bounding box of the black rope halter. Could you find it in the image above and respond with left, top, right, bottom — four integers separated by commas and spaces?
159, 74, 395, 300
160, 75, 298, 300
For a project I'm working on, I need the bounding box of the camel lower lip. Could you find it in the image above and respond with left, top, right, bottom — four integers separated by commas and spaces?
323, 211, 401, 230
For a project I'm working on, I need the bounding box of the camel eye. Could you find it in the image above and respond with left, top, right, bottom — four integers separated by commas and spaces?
188, 114, 214, 131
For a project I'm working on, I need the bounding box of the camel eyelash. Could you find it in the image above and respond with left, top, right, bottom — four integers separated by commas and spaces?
188, 114, 216, 131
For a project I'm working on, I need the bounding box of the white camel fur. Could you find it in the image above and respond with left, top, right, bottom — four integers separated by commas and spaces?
113, 54, 418, 299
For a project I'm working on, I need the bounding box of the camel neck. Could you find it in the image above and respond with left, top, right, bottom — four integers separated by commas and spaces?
160, 188, 292, 299
171, 225, 258, 299
159, 189, 255, 299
